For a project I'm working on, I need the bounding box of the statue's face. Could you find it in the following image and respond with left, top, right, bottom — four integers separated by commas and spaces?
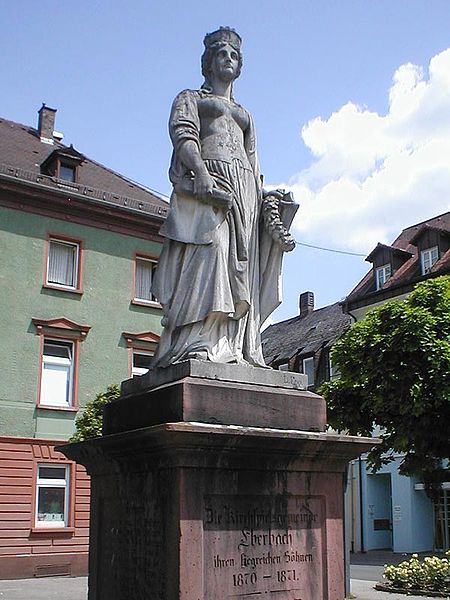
211, 43, 240, 82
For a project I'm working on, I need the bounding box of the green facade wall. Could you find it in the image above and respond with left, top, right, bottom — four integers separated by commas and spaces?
0, 205, 163, 440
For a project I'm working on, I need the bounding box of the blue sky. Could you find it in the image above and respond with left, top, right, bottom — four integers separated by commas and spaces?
2, 1, 449, 322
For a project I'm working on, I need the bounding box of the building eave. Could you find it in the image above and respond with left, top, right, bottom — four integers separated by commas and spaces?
0, 174, 167, 243
0, 164, 168, 220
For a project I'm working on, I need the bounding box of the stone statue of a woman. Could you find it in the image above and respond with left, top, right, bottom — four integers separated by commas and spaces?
151, 27, 297, 368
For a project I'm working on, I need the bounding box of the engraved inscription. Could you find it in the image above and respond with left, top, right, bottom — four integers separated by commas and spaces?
203, 495, 325, 599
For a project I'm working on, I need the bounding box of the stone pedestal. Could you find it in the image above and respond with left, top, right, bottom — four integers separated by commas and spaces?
59, 361, 377, 600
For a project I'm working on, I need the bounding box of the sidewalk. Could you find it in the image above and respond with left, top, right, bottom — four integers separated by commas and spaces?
0, 553, 447, 600
0, 577, 444, 600
0, 576, 87, 600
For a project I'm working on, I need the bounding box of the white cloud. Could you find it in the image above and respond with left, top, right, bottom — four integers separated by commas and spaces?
284, 48, 450, 253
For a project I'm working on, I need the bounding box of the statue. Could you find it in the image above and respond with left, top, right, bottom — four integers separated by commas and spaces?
151, 27, 297, 368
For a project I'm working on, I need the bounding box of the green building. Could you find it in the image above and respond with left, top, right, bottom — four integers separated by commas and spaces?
0, 105, 167, 578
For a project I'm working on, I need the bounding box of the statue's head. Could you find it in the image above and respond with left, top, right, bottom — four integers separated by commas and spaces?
201, 27, 243, 87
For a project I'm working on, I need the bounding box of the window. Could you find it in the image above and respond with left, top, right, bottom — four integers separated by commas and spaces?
47, 238, 80, 290
35, 464, 69, 528
132, 352, 153, 377
421, 246, 439, 275
329, 353, 340, 380
302, 357, 315, 387
40, 340, 73, 407
40, 147, 83, 181
33, 317, 89, 410
134, 257, 157, 303
123, 331, 160, 377
434, 488, 450, 551
375, 264, 391, 290
59, 164, 76, 182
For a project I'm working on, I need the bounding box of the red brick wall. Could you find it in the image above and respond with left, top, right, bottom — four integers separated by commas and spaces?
0, 437, 90, 578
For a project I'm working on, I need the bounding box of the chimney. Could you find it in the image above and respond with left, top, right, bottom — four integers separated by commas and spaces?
38, 104, 57, 144
299, 291, 314, 317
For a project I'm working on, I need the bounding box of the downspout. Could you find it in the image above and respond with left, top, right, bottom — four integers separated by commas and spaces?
346, 309, 358, 324
351, 461, 356, 553
346, 302, 364, 552
359, 456, 365, 552
344, 465, 351, 597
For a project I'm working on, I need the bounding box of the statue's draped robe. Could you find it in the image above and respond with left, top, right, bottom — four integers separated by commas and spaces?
152, 89, 293, 367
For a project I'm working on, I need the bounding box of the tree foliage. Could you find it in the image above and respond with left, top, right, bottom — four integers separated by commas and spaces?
69, 384, 120, 443
321, 276, 450, 481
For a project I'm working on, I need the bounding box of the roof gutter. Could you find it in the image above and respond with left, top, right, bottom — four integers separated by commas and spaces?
0, 166, 168, 222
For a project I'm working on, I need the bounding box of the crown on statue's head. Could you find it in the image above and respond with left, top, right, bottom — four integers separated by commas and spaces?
203, 27, 242, 50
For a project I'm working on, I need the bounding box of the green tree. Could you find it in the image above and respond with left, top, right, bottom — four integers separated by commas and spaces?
321, 276, 450, 485
69, 384, 120, 442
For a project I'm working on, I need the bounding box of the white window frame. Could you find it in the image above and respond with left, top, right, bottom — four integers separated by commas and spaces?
132, 350, 153, 377
40, 339, 74, 407
421, 246, 439, 275
302, 356, 315, 387
47, 238, 80, 290
375, 264, 391, 290
35, 464, 70, 528
134, 257, 157, 303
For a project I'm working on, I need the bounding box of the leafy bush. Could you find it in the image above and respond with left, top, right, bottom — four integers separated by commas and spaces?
69, 384, 120, 442
383, 552, 450, 593
321, 275, 450, 481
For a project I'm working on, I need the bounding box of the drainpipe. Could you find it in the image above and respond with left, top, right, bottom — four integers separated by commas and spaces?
344, 466, 351, 597
351, 461, 356, 553
347, 303, 365, 553
347, 309, 358, 324
359, 456, 365, 552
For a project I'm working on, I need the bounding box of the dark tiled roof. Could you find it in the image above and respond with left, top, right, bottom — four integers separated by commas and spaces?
261, 302, 351, 365
366, 243, 413, 263
346, 212, 450, 302
0, 116, 169, 218
409, 223, 450, 245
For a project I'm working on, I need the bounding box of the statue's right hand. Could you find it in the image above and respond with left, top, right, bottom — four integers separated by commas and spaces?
194, 172, 215, 200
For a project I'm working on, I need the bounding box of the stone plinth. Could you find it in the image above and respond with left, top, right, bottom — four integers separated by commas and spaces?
105, 361, 322, 435
121, 359, 308, 395
59, 364, 378, 600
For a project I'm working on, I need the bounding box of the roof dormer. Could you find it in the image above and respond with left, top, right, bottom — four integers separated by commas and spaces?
365, 243, 413, 291
40, 145, 85, 183
409, 225, 450, 275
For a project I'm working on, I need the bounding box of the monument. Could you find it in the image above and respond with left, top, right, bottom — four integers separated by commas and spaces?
60, 27, 378, 600
152, 26, 296, 369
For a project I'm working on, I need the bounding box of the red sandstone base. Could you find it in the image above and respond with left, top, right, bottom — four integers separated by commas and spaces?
0, 552, 87, 580
60, 370, 376, 600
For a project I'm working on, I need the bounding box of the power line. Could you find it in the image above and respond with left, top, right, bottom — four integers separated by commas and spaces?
294, 240, 366, 257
